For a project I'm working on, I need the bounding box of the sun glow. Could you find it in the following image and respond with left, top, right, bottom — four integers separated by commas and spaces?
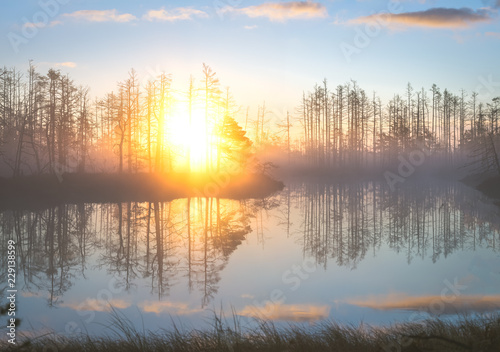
165, 104, 214, 172
157, 92, 252, 174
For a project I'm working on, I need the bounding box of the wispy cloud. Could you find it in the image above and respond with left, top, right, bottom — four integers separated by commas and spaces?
55, 62, 77, 68
60, 298, 130, 312
244, 25, 258, 30
486, 31, 500, 38
238, 303, 330, 322
49, 20, 62, 27
22, 22, 46, 29
223, 1, 328, 22
22, 20, 61, 29
37, 61, 78, 68
139, 301, 203, 315
347, 293, 500, 315
352, 7, 493, 29
143, 7, 208, 22
62, 9, 137, 23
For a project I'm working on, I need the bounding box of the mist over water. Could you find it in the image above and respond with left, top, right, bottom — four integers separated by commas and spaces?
1, 178, 499, 337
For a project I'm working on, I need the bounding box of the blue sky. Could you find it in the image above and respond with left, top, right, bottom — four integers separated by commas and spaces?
1, 0, 499, 113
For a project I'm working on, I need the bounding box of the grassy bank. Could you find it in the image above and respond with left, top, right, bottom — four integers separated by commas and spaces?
0, 172, 284, 210
3, 314, 500, 352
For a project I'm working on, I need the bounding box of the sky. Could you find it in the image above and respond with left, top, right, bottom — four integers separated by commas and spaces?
1, 0, 500, 117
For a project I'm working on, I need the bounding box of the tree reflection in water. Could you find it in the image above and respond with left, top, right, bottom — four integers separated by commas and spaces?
0, 198, 258, 308
280, 180, 500, 270
0, 180, 499, 309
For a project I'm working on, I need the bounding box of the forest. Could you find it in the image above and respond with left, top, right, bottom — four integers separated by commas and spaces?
295, 80, 500, 174
1, 63, 499, 181
0, 63, 253, 178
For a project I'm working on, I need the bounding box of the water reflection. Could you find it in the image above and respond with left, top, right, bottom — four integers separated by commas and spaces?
0, 180, 499, 313
279, 180, 500, 269
0, 198, 262, 308
347, 293, 500, 315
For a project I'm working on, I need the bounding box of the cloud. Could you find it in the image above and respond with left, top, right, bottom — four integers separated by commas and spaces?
37, 61, 77, 69
139, 301, 203, 315
352, 7, 493, 29
49, 20, 62, 27
224, 1, 328, 22
62, 9, 137, 23
143, 7, 208, 21
55, 62, 77, 68
22, 20, 61, 29
486, 31, 500, 38
22, 22, 46, 29
244, 25, 258, 30
238, 303, 330, 322
60, 298, 130, 312
347, 293, 500, 315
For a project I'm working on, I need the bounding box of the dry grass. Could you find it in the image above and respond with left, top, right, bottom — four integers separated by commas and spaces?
2, 311, 500, 352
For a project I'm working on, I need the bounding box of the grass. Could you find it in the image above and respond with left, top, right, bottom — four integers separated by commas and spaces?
3, 311, 500, 352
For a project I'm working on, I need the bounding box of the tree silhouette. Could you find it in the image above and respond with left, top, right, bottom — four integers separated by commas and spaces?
217, 115, 253, 172
1, 64, 500, 178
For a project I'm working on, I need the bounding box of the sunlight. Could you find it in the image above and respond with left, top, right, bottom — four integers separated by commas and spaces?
166, 105, 212, 171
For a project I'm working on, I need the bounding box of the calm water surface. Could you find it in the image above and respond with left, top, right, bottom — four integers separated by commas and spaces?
2, 179, 500, 338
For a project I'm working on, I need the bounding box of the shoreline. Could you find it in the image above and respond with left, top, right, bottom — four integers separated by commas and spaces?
0, 172, 284, 210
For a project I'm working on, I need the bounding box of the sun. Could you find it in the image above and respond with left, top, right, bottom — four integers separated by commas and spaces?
165, 104, 213, 172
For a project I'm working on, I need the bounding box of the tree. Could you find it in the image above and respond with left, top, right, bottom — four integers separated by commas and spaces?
76, 87, 91, 172
466, 132, 500, 176
202, 64, 220, 173
186, 75, 196, 173
217, 115, 253, 172
155, 73, 172, 173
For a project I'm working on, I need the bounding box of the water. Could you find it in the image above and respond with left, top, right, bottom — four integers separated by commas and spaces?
1, 179, 500, 338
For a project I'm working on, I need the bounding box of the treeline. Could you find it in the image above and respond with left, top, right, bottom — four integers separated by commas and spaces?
281, 80, 500, 172
0, 63, 251, 177
2, 63, 499, 178
0, 63, 92, 176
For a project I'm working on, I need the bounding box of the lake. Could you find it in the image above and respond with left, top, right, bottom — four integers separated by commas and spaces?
2, 178, 500, 338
